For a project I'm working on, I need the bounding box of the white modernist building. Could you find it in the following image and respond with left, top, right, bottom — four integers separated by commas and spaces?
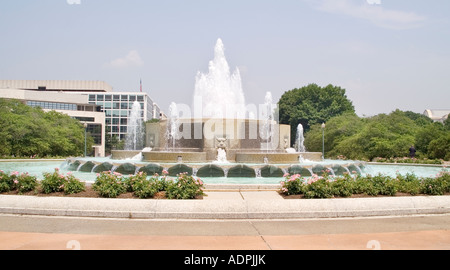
423, 109, 450, 123
0, 80, 162, 156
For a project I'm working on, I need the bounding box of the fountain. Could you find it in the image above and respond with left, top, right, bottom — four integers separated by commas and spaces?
125, 101, 144, 151
295, 124, 306, 153
194, 38, 246, 119
166, 102, 180, 151
73, 39, 353, 178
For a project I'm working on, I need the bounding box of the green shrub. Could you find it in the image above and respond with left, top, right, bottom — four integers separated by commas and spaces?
0, 170, 14, 192
133, 179, 158, 199
330, 175, 354, 197
280, 173, 305, 195
303, 177, 333, 199
0, 171, 38, 194
64, 173, 86, 195
165, 173, 205, 200
396, 173, 421, 195
93, 171, 126, 198
124, 172, 157, 199
421, 177, 446, 196
41, 169, 85, 195
369, 174, 398, 196
15, 172, 38, 193
41, 169, 67, 194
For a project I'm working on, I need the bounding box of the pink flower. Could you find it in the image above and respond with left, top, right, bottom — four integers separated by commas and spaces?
11, 171, 19, 176
13, 180, 19, 184
162, 170, 169, 175
283, 173, 290, 178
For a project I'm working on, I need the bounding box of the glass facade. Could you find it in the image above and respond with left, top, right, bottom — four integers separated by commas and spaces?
88, 93, 157, 140
27, 101, 77, 111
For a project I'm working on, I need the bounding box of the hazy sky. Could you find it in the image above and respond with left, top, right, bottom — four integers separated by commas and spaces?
1, 0, 449, 116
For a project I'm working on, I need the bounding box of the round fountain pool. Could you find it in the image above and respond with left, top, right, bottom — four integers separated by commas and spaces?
0, 159, 447, 185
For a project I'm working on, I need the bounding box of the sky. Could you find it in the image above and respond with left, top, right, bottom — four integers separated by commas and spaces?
0, 0, 449, 117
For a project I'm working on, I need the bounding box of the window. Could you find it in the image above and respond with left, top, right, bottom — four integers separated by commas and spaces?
26, 101, 77, 111
105, 95, 112, 101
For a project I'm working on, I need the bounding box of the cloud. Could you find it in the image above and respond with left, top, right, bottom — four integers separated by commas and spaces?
311, 0, 426, 30
105, 50, 144, 69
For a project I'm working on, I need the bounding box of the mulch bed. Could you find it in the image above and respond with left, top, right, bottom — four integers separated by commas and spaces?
1, 187, 175, 200
281, 192, 450, 200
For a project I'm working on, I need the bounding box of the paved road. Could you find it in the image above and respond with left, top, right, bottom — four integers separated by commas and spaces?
1, 214, 449, 250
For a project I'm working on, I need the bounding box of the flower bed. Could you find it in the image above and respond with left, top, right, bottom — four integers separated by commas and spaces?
0, 169, 205, 200
372, 157, 444, 165
281, 169, 450, 199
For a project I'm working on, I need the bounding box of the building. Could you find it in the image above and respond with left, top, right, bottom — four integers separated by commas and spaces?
85, 92, 161, 140
0, 80, 162, 155
0, 86, 106, 157
423, 109, 450, 123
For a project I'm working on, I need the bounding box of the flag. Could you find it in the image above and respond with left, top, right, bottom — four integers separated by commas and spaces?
140, 79, 142, 92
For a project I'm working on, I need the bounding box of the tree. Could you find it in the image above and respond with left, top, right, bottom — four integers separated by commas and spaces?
0, 98, 93, 157
304, 112, 363, 156
278, 83, 355, 145
304, 109, 450, 161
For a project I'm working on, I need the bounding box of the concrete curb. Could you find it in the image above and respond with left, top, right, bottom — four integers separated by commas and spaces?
1, 195, 449, 220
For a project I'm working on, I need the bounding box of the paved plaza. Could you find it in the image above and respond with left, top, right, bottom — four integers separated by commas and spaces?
0, 191, 449, 250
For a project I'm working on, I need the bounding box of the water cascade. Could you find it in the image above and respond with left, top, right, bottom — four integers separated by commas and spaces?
166, 102, 180, 151
194, 38, 246, 119
261, 92, 276, 153
125, 101, 144, 151
295, 124, 306, 153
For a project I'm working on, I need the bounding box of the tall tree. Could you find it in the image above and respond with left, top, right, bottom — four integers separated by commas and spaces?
278, 83, 355, 145
0, 98, 93, 157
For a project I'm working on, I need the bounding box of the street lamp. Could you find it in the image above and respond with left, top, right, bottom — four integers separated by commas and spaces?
83, 122, 88, 157
321, 123, 326, 160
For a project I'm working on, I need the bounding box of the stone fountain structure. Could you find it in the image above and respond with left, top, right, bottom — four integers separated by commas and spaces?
112, 38, 321, 164
68, 39, 366, 178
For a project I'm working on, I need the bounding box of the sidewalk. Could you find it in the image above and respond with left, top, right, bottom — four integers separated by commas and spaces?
1, 191, 450, 220
1, 192, 450, 250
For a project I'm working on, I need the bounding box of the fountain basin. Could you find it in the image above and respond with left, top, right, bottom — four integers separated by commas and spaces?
143, 151, 207, 163
235, 152, 322, 164
111, 150, 142, 160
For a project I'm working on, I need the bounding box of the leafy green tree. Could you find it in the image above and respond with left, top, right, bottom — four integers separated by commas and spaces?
0, 98, 93, 157
428, 133, 450, 160
304, 112, 363, 156
278, 83, 355, 145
